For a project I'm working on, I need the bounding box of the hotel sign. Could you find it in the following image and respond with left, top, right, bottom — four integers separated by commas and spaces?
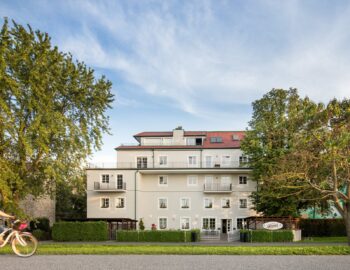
262, 221, 283, 230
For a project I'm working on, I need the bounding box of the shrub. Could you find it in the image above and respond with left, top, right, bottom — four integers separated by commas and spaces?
32, 229, 50, 241
240, 230, 294, 242
300, 219, 346, 237
52, 221, 108, 241
116, 230, 200, 242
30, 217, 50, 232
139, 219, 145, 230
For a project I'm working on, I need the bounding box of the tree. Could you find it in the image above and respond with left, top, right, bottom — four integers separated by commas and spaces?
241, 88, 317, 216
0, 19, 114, 214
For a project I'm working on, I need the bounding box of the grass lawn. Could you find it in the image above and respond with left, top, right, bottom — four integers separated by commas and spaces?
1, 244, 350, 255
302, 237, 348, 243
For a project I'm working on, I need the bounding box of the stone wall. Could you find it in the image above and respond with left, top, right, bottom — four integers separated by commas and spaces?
19, 194, 55, 225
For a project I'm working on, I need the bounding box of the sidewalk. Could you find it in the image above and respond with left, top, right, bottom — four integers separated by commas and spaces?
40, 240, 348, 246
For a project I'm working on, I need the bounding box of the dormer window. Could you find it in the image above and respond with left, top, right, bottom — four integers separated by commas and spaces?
232, 134, 240, 141
210, 137, 223, 143
186, 137, 203, 145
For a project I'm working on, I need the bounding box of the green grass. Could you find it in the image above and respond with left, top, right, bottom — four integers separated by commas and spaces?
0, 244, 350, 255
302, 237, 348, 243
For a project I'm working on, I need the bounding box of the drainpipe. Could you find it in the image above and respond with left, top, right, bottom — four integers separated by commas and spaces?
152, 149, 155, 168
200, 149, 203, 168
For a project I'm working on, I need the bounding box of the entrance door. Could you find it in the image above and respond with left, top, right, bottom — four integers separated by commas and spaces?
221, 219, 227, 234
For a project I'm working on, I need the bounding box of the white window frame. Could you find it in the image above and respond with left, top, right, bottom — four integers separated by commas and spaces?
180, 197, 191, 210
100, 197, 110, 209
239, 198, 248, 209
204, 197, 214, 209
236, 217, 248, 230
159, 155, 168, 167
158, 216, 168, 230
187, 175, 198, 186
205, 156, 213, 168
116, 174, 123, 189
221, 198, 231, 208
202, 217, 216, 230
100, 174, 110, 184
180, 216, 191, 230
158, 175, 168, 186
186, 137, 196, 146
158, 197, 168, 209
221, 155, 231, 167
136, 156, 149, 168
115, 197, 126, 209
239, 176, 248, 185
188, 155, 198, 168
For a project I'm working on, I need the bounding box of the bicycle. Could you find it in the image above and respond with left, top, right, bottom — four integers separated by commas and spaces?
0, 219, 38, 257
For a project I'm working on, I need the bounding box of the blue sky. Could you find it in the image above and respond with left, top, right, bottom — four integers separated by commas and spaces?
1, 0, 350, 162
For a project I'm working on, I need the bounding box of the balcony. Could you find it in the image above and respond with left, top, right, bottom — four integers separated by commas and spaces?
93, 182, 126, 192
204, 183, 232, 193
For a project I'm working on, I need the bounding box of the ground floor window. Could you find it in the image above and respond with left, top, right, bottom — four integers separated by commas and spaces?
101, 198, 109, 208
180, 217, 190, 230
237, 218, 247, 229
221, 198, 230, 208
202, 218, 216, 230
116, 198, 125, 208
239, 199, 247, 208
159, 217, 167, 230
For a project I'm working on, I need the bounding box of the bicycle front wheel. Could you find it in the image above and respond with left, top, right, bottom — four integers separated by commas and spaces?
11, 233, 38, 257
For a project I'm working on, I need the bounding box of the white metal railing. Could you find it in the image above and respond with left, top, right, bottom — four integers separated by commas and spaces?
227, 230, 240, 242
200, 230, 221, 240
87, 162, 117, 168
204, 183, 232, 192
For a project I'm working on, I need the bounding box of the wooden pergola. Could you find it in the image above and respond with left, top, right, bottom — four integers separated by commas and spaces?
245, 216, 300, 230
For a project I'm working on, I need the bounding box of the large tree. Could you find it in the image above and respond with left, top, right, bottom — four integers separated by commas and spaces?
0, 19, 113, 213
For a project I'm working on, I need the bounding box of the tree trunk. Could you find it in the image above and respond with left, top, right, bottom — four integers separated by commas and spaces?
345, 204, 350, 246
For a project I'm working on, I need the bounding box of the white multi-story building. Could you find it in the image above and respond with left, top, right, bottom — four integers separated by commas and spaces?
86, 127, 256, 234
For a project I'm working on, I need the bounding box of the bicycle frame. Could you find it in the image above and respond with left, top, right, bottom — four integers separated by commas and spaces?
0, 228, 28, 248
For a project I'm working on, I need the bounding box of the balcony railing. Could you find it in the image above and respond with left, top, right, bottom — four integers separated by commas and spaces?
204, 183, 232, 192
94, 182, 126, 192
88, 161, 250, 169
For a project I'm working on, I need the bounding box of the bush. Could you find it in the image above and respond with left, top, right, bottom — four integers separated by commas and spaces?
52, 221, 108, 241
32, 229, 50, 241
240, 230, 294, 242
30, 217, 50, 232
116, 230, 200, 242
300, 219, 346, 237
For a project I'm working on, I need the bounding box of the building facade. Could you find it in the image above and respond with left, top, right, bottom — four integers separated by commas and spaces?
86, 127, 256, 233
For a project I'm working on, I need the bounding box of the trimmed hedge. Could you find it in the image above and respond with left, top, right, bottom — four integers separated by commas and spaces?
32, 229, 51, 241
240, 230, 294, 242
52, 221, 108, 241
300, 219, 346, 237
116, 230, 200, 242
30, 217, 50, 233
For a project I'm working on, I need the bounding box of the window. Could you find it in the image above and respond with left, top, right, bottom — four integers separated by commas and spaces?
222, 198, 230, 208
239, 176, 247, 185
232, 134, 240, 141
239, 155, 249, 164
116, 198, 125, 208
180, 198, 190, 209
202, 218, 216, 230
205, 156, 213, 168
101, 198, 109, 208
159, 217, 167, 230
195, 138, 203, 145
186, 138, 196, 145
222, 156, 231, 167
159, 156, 168, 166
210, 137, 223, 143
137, 157, 148, 168
159, 175, 168, 186
117, 174, 123, 189
239, 199, 247, 208
204, 198, 213, 209
101, 174, 110, 183
158, 198, 168, 209
237, 218, 247, 229
188, 156, 197, 167
187, 175, 198, 186
180, 217, 190, 230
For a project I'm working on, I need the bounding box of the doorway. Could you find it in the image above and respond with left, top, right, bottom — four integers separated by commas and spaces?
221, 219, 232, 234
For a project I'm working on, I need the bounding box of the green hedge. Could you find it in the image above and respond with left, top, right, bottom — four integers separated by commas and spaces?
300, 219, 346, 237
30, 217, 51, 232
116, 230, 200, 242
52, 221, 108, 241
32, 229, 51, 241
240, 230, 294, 242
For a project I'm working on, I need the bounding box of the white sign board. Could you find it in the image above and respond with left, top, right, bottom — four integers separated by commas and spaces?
263, 221, 283, 230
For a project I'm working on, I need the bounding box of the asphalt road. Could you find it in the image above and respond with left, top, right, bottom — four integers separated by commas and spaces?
1, 255, 350, 270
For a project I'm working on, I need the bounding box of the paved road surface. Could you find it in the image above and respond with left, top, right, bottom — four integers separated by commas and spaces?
1, 255, 350, 270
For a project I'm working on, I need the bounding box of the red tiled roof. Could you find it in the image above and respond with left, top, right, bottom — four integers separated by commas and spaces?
117, 131, 246, 150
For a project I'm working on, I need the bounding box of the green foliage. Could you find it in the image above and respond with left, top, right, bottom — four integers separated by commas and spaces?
29, 217, 50, 232
32, 229, 51, 241
240, 230, 294, 242
300, 219, 346, 237
0, 18, 113, 212
138, 218, 145, 230
52, 221, 108, 241
116, 230, 200, 242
